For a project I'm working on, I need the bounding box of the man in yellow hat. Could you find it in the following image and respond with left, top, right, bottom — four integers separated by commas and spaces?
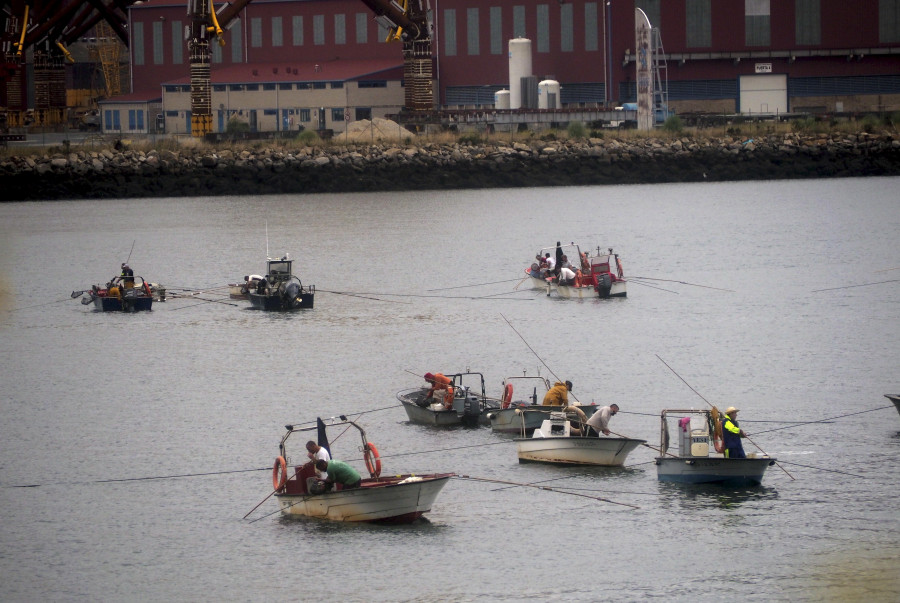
721, 406, 747, 458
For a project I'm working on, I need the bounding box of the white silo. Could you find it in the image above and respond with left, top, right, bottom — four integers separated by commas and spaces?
538, 80, 561, 109
494, 89, 510, 110
508, 38, 532, 110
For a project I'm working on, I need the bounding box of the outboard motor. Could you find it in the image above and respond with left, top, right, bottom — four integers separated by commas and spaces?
282, 282, 302, 308
596, 273, 612, 298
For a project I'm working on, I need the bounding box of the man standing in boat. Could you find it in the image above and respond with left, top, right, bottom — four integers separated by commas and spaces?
120, 263, 134, 288
306, 441, 330, 481
315, 459, 361, 490
721, 407, 748, 458
542, 380, 572, 406
585, 403, 619, 436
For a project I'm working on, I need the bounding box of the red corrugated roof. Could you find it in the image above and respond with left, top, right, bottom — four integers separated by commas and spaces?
98, 90, 162, 104
162, 59, 403, 85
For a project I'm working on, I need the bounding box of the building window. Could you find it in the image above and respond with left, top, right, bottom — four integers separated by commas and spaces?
263, 83, 276, 91
128, 109, 144, 130
163, 85, 179, 93
272, 16, 283, 47
299, 108, 311, 121
279, 83, 292, 90
231, 19, 242, 62
335, 14, 346, 45
490, 7, 503, 54
313, 82, 326, 89
513, 5, 526, 38
635, 0, 661, 28
686, 0, 711, 48
105, 110, 121, 130
229, 84, 243, 91
537, 4, 549, 53
171, 21, 183, 64
795, 0, 821, 45
880, 0, 900, 43
264, 109, 277, 115
331, 81, 344, 89
584, 3, 598, 52
246, 84, 259, 91
251, 18, 262, 47
153, 21, 164, 65
560, 2, 573, 52
331, 107, 345, 122
133, 23, 144, 66
467, 8, 479, 55
356, 13, 368, 44
293, 16, 304, 46
314, 15, 325, 45
213, 85, 226, 92
297, 83, 311, 89
358, 80, 387, 88
745, 0, 770, 46
444, 9, 457, 56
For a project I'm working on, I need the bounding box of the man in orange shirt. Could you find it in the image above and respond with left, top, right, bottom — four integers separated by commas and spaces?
423, 372, 455, 408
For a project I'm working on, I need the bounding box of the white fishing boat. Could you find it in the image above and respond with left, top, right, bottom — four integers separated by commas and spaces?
271, 416, 454, 523
654, 408, 776, 486
487, 373, 600, 434
514, 408, 646, 466
525, 244, 627, 299
886, 394, 900, 417
397, 371, 500, 427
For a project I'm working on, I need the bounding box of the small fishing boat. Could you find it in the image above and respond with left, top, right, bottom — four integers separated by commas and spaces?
654, 408, 776, 486
514, 408, 646, 466
72, 274, 164, 312
271, 416, 454, 523
397, 371, 500, 427
246, 255, 314, 310
886, 394, 900, 417
525, 244, 626, 299
487, 374, 600, 435
228, 274, 263, 300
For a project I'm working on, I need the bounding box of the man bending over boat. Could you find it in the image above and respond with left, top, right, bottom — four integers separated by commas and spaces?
585, 404, 619, 436
307, 441, 331, 481
423, 372, 454, 408
315, 459, 361, 490
542, 380, 572, 406
721, 407, 748, 459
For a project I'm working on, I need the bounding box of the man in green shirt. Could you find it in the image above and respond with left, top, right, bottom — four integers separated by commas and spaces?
315, 459, 362, 490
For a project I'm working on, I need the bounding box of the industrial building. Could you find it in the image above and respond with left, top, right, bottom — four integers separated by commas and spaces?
5, 1, 900, 136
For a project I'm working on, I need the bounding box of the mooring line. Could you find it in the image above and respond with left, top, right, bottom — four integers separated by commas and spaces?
455, 474, 640, 509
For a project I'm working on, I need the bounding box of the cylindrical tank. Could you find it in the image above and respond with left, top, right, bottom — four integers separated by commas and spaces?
508, 38, 532, 110
494, 89, 510, 110
538, 80, 561, 110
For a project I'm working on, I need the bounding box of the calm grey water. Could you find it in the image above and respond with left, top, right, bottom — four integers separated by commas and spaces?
1, 178, 899, 602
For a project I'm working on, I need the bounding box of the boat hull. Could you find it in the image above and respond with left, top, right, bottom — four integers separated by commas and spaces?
515, 436, 646, 466
247, 291, 314, 310
275, 474, 453, 523
489, 404, 600, 435
526, 271, 626, 298
655, 456, 776, 486
397, 388, 496, 427
92, 294, 152, 312
886, 394, 900, 416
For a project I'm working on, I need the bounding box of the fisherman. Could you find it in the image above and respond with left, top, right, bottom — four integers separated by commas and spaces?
315, 459, 361, 490
542, 380, 572, 406
721, 406, 748, 459
120, 263, 134, 288
423, 372, 454, 408
306, 440, 331, 481
585, 403, 619, 436
554, 241, 564, 276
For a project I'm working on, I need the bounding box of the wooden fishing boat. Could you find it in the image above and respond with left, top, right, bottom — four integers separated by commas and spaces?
72, 274, 164, 312
514, 409, 646, 466
654, 408, 776, 486
246, 255, 314, 310
487, 374, 600, 435
272, 416, 454, 523
886, 394, 900, 417
525, 244, 626, 299
397, 371, 500, 427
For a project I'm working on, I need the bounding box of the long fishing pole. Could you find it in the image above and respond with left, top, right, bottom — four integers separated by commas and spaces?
655, 355, 795, 481
626, 279, 680, 294
751, 405, 894, 436
811, 279, 899, 292
318, 289, 411, 304
125, 239, 135, 265
629, 276, 735, 292
500, 313, 564, 387
776, 460, 867, 479
455, 474, 640, 509
426, 277, 525, 292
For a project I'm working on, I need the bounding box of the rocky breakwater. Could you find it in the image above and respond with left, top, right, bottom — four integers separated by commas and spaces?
2, 131, 899, 201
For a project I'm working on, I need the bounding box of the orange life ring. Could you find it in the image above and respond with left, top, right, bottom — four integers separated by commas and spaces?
272, 456, 288, 491
710, 408, 725, 453
364, 442, 382, 477
501, 383, 514, 409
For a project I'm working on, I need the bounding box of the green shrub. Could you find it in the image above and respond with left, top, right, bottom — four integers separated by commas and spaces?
661, 115, 683, 133
458, 133, 482, 145
296, 129, 319, 144
567, 121, 586, 139
225, 118, 250, 135
860, 114, 879, 133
